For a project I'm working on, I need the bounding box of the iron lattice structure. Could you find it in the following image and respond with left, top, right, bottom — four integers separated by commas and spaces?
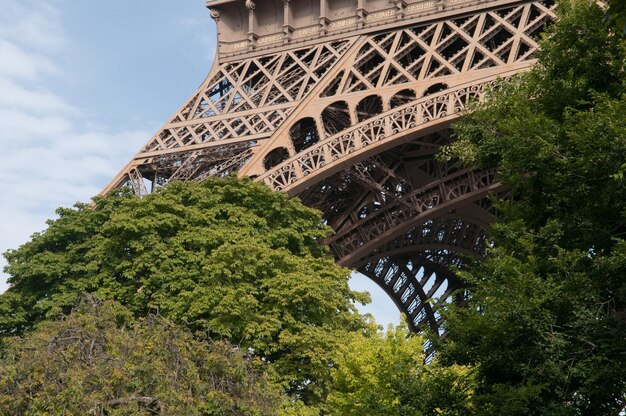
103, 0, 556, 333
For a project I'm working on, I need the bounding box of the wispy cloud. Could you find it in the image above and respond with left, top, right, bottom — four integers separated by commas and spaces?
0, 40, 60, 80
0, 0, 149, 291
0, 1, 65, 50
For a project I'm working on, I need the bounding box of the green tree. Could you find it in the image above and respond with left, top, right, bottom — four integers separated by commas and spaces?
438, 2, 626, 414
326, 324, 477, 416
606, 0, 626, 33
0, 177, 369, 405
0, 296, 284, 415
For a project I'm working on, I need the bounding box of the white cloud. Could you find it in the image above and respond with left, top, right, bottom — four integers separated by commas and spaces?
0, 1, 149, 291
0, 109, 73, 140
0, 82, 75, 116
0, 0, 66, 51
0, 40, 60, 80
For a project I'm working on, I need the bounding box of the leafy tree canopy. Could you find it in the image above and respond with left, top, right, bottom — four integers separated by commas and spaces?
438, 2, 626, 414
0, 177, 369, 404
326, 324, 477, 416
0, 296, 285, 416
606, 0, 626, 33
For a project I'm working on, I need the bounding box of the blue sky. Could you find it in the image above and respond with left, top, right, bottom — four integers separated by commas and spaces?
0, 0, 400, 327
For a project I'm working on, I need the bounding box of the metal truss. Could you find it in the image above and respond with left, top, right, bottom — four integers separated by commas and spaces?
328, 168, 503, 265
355, 216, 487, 330
321, 2, 551, 95
360, 252, 461, 332
356, 215, 490, 267
257, 78, 502, 194
240, 0, 555, 179
102, 0, 557, 334
103, 39, 354, 192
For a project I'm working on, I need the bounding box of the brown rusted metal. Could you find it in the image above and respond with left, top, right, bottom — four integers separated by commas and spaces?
102, 0, 556, 332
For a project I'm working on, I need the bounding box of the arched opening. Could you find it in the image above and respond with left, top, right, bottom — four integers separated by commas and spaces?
356, 95, 383, 123
390, 89, 417, 108
263, 147, 290, 170
422, 83, 448, 97
321, 101, 351, 137
290, 117, 320, 153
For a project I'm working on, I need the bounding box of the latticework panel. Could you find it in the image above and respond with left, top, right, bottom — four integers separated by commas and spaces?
103, 39, 355, 193
324, 1, 554, 96
142, 40, 353, 154
241, 0, 556, 181
258, 78, 498, 194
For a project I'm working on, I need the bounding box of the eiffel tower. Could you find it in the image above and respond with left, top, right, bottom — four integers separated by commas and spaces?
102, 0, 556, 334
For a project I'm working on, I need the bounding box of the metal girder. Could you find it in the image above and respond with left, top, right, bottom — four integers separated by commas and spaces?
256, 78, 502, 194
359, 252, 464, 332
351, 215, 490, 269
328, 168, 503, 266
